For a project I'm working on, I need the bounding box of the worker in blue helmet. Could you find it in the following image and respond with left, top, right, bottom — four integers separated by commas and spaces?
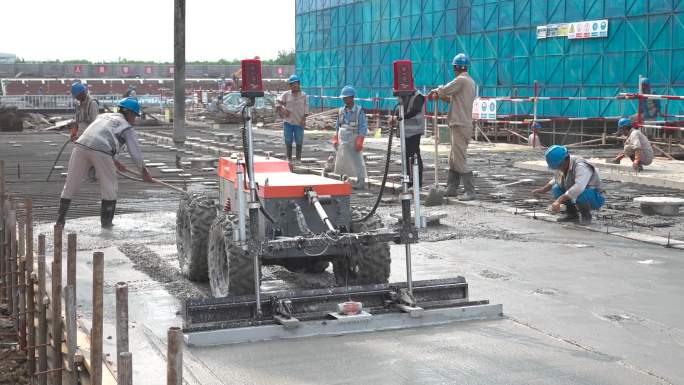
528, 122, 543, 148
427, 53, 477, 200
532, 145, 605, 223
611, 118, 653, 171
276, 74, 308, 167
634, 78, 661, 121
56, 97, 153, 229
70, 82, 100, 141
332, 85, 368, 189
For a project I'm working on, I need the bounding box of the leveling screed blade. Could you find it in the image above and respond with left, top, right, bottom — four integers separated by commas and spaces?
182, 278, 503, 346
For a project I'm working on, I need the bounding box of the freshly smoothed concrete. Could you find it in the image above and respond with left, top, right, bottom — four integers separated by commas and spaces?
36, 204, 683, 385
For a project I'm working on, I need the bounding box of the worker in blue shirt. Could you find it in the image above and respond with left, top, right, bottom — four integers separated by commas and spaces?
332, 85, 368, 189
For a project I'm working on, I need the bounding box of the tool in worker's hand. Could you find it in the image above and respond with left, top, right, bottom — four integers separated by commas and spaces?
425, 98, 446, 206
46, 137, 73, 181
118, 168, 188, 196
497, 178, 535, 188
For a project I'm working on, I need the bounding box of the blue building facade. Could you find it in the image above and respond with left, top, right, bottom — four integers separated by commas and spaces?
295, 0, 684, 117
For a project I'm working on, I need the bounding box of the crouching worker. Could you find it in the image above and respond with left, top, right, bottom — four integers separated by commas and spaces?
533, 145, 605, 223
332, 85, 367, 189
611, 118, 653, 171
56, 97, 153, 229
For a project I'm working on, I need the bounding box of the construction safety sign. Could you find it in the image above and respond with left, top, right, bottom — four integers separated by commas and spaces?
472, 98, 496, 120
568, 19, 608, 39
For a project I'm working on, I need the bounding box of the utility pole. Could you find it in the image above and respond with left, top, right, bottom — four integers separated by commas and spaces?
174, 0, 186, 168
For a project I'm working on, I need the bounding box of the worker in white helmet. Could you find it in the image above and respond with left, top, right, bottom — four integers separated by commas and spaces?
428, 53, 477, 200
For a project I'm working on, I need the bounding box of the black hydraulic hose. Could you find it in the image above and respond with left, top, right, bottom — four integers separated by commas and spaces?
352, 104, 399, 223
240, 104, 280, 227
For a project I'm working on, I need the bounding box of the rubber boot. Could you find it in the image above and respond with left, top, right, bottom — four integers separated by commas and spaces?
100, 200, 116, 229
459, 171, 476, 201
446, 170, 461, 197
56, 198, 71, 227
285, 143, 294, 171
577, 202, 593, 224
295, 144, 303, 162
557, 203, 579, 222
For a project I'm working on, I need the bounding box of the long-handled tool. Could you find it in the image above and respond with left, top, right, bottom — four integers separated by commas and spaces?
425, 98, 446, 206
46, 137, 72, 181
117, 168, 188, 196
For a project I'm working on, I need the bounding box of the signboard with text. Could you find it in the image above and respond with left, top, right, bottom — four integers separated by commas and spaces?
472, 98, 496, 120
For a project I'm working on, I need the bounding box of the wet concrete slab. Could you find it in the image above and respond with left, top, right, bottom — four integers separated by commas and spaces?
30, 202, 683, 385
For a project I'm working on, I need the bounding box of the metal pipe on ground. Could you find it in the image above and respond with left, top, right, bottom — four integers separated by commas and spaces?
118, 352, 133, 385
52, 226, 63, 385
91, 251, 104, 385
115, 282, 129, 377
167, 326, 183, 385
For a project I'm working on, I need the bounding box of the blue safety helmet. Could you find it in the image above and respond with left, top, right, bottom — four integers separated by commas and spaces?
618, 117, 632, 128
117, 97, 141, 116
544, 145, 569, 170
339, 85, 356, 98
287, 74, 301, 84
452, 53, 469, 67
531, 122, 542, 130
70, 82, 86, 97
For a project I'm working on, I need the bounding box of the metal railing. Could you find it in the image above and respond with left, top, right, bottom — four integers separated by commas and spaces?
0, 94, 175, 110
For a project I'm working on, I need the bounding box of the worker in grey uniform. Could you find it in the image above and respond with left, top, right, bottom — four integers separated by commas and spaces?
428, 53, 477, 200
391, 89, 426, 187
611, 118, 653, 171
70, 82, 99, 140
56, 97, 153, 229
276, 74, 308, 165
332, 85, 368, 189
533, 145, 605, 223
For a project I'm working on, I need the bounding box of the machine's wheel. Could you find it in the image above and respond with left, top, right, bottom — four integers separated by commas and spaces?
333, 206, 391, 286
207, 214, 255, 297
176, 194, 216, 282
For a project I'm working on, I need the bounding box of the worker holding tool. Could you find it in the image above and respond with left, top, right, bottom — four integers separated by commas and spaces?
611, 118, 653, 171
332, 85, 368, 189
390, 89, 426, 187
276, 74, 308, 167
533, 145, 605, 223
56, 97, 153, 229
428, 53, 477, 200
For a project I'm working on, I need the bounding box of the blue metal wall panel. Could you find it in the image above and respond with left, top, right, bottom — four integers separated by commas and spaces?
295, 0, 684, 115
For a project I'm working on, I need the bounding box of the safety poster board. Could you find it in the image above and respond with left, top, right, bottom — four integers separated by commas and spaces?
472, 98, 497, 120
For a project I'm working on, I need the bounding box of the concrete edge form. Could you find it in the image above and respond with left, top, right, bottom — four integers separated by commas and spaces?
184, 303, 504, 347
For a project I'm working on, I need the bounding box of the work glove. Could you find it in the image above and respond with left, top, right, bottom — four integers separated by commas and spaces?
114, 159, 128, 172
633, 153, 641, 171
142, 167, 154, 183
355, 135, 365, 151
69, 123, 78, 142
332, 134, 339, 149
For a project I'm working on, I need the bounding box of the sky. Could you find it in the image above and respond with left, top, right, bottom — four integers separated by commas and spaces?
0, 0, 295, 62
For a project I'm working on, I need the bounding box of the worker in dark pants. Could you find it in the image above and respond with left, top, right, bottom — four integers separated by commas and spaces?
276, 74, 308, 167
533, 145, 605, 223
56, 98, 153, 229
391, 90, 426, 187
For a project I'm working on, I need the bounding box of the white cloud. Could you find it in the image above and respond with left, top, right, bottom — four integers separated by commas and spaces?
0, 0, 294, 62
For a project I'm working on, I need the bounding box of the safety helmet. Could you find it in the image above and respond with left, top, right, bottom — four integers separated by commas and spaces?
544, 145, 569, 170
70, 82, 86, 97
287, 74, 301, 84
339, 85, 356, 98
117, 97, 141, 116
452, 53, 469, 67
531, 122, 542, 130
618, 117, 632, 129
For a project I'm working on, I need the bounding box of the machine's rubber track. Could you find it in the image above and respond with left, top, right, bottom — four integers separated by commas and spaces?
207, 213, 256, 297
333, 206, 391, 286
176, 194, 216, 282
